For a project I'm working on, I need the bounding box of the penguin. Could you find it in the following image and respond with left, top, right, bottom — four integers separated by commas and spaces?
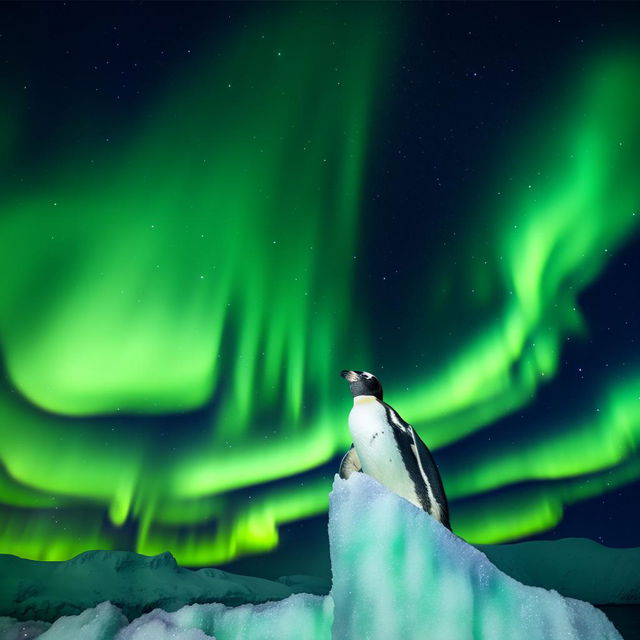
339, 369, 451, 530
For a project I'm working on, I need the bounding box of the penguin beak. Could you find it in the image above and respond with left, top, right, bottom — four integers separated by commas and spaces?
340, 370, 359, 382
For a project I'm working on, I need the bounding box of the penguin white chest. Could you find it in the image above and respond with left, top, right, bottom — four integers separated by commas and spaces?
348, 396, 421, 508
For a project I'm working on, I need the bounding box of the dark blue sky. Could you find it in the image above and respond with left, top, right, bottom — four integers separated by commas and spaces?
1, 1, 639, 579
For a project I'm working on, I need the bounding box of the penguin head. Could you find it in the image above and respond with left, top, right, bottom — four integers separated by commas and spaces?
340, 370, 383, 401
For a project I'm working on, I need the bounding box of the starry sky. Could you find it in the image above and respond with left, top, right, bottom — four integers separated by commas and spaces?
0, 1, 639, 580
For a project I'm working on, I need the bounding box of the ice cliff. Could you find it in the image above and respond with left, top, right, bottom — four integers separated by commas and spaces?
0, 473, 623, 639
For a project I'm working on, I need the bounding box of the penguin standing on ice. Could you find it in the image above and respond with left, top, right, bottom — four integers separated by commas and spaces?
339, 370, 451, 530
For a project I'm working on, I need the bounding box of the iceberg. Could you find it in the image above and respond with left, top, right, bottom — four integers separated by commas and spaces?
0, 474, 624, 639
329, 473, 621, 640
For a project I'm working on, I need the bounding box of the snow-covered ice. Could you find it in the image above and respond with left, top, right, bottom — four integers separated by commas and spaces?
329, 473, 622, 640
21, 596, 332, 640
0, 473, 624, 639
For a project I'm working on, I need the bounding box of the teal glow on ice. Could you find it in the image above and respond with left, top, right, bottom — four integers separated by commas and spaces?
0, 475, 622, 640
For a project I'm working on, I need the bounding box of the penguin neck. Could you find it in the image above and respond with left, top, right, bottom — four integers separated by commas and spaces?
353, 395, 378, 406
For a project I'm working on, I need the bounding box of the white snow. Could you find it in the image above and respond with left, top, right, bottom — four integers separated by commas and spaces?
19, 595, 332, 640
0, 617, 50, 640
118, 594, 332, 640
37, 602, 127, 640
0, 473, 624, 639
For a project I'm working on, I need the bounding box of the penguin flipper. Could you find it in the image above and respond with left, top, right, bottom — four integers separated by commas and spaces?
339, 445, 362, 479
408, 426, 452, 530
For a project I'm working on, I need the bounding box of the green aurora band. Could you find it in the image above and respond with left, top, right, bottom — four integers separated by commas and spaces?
0, 9, 639, 564
401, 51, 640, 446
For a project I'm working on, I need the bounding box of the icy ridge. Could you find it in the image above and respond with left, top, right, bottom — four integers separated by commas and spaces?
0, 550, 295, 622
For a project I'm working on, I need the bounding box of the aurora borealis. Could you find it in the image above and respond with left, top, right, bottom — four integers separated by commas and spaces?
1, 1, 640, 573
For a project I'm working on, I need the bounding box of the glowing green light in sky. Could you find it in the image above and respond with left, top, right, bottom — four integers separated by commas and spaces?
447, 374, 640, 500
457, 454, 640, 544
136, 476, 330, 565
0, 4, 389, 561
0, 7, 639, 565
400, 49, 640, 447
0, 6, 380, 420
0, 506, 115, 561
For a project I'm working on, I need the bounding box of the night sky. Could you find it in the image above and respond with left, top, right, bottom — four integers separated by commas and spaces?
1, 1, 639, 581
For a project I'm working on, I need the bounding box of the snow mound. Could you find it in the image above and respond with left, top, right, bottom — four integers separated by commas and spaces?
0, 617, 50, 640
9, 595, 332, 640
117, 594, 333, 640
479, 537, 640, 604
0, 549, 294, 622
37, 602, 127, 640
